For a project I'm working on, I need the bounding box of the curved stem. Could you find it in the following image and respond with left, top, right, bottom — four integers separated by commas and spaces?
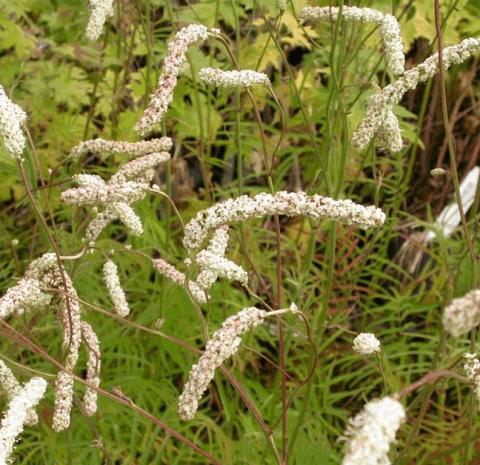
0, 320, 223, 465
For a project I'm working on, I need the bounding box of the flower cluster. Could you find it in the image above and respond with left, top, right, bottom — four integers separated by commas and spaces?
0, 377, 47, 465
178, 304, 298, 420
52, 372, 74, 433
277, 0, 287, 12
376, 110, 403, 152
183, 191, 386, 251
61, 175, 148, 206
111, 151, 170, 183
196, 251, 249, 289
69, 137, 172, 159
0, 84, 27, 159
153, 258, 208, 304
301, 6, 384, 23
61, 150, 170, 246
103, 260, 130, 317
26, 254, 82, 371
85, 203, 143, 244
340, 396, 405, 465
199, 68, 271, 88
380, 14, 405, 76
352, 333, 381, 355
85, 0, 114, 40
135, 24, 218, 135
353, 37, 480, 150
25, 254, 83, 432
193, 227, 249, 290
0, 253, 102, 432
442, 289, 480, 337
81, 321, 101, 416
0, 277, 51, 319
464, 353, 480, 404
300, 7, 405, 75
0, 361, 38, 426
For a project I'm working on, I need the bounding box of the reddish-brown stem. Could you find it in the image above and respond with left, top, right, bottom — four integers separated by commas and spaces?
46, 287, 275, 445
16, 160, 76, 357
433, 4, 477, 462
397, 369, 463, 399
0, 320, 223, 465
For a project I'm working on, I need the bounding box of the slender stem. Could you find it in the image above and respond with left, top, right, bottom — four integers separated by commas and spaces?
16, 160, 76, 356
433, 4, 477, 462
0, 320, 223, 465
397, 369, 465, 399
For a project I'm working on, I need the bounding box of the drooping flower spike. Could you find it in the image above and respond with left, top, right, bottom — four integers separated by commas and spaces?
62, 151, 170, 246
0, 360, 38, 425
85, 0, 114, 41
194, 227, 249, 291
153, 258, 208, 304
69, 137, 172, 159
25, 253, 82, 432
340, 396, 405, 465
81, 321, 101, 417
301, 6, 405, 76
353, 37, 480, 151
183, 191, 386, 251
0, 377, 47, 465
135, 24, 220, 135
178, 304, 298, 420
103, 260, 130, 317
0, 277, 51, 319
442, 289, 480, 337
0, 84, 27, 159
199, 68, 271, 88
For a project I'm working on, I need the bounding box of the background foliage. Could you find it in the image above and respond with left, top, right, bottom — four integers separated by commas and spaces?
0, 0, 480, 464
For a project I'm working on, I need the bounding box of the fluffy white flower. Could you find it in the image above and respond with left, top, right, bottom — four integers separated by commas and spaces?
0, 377, 47, 465
195, 251, 249, 289
84, 207, 119, 245
301, 6, 383, 22
300, 7, 404, 75
63, 150, 169, 245
69, 137, 172, 159
0, 361, 38, 425
85, 0, 114, 40
111, 152, 170, 183
178, 305, 297, 420
353, 333, 381, 355
277, 0, 287, 12
111, 202, 143, 236
192, 227, 248, 290
83, 202, 145, 245
0, 277, 51, 319
103, 260, 130, 317
153, 258, 208, 304
199, 68, 271, 88
81, 321, 101, 416
183, 191, 386, 251
62, 175, 148, 206
463, 353, 480, 404
29, 255, 82, 371
341, 396, 405, 465
376, 110, 403, 152
135, 24, 217, 135
52, 371, 74, 432
0, 84, 27, 159
443, 289, 480, 337
25, 253, 83, 431
380, 15, 405, 76
353, 37, 480, 150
